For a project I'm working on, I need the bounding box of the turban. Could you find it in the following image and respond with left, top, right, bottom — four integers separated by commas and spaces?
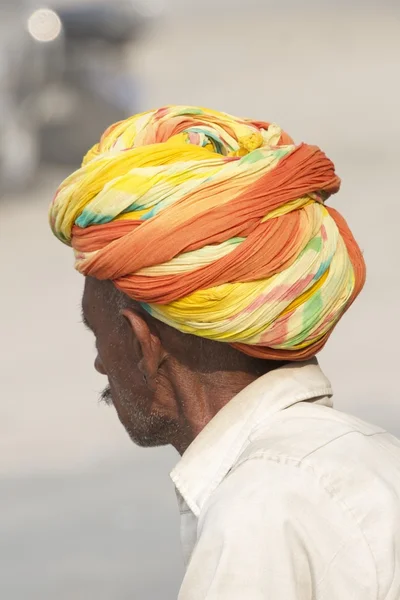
49, 105, 366, 361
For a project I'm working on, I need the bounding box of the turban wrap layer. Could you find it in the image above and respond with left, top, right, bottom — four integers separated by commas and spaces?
49, 105, 366, 360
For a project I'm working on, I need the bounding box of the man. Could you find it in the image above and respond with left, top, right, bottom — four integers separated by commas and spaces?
50, 106, 400, 598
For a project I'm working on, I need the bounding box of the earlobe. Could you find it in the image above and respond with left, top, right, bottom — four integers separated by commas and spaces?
121, 308, 163, 386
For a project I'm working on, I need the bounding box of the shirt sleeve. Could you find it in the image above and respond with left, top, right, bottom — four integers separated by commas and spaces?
178, 457, 376, 600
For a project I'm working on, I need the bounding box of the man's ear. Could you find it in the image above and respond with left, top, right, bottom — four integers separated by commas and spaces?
121, 308, 164, 387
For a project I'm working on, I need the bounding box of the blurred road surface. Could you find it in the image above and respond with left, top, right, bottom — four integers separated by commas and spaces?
1, 2, 399, 598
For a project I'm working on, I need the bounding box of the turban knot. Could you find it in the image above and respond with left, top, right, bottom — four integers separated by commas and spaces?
49, 105, 366, 360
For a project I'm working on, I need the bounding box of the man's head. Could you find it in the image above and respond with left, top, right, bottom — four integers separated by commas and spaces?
82, 276, 276, 451
50, 105, 366, 449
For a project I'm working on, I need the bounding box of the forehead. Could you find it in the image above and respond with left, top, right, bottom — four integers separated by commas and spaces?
81, 277, 108, 323
82, 276, 98, 309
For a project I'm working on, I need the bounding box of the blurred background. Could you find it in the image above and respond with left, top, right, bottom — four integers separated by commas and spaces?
1, 0, 399, 598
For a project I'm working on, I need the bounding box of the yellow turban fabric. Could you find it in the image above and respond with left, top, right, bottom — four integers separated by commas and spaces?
49, 105, 366, 360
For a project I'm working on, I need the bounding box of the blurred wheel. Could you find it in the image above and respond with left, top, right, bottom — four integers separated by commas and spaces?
40, 84, 133, 166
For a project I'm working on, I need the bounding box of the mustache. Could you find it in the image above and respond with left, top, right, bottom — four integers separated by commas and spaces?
99, 385, 113, 406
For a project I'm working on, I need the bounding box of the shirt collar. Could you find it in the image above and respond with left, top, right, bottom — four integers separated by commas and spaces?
170, 359, 333, 517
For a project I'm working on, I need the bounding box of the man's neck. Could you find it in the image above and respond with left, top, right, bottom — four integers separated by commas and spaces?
170, 368, 263, 455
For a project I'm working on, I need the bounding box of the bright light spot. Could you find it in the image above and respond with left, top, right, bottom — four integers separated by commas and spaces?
27, 8, 62, 42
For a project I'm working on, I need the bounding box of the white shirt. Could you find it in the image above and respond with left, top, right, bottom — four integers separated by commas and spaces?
170, 360, 400, 599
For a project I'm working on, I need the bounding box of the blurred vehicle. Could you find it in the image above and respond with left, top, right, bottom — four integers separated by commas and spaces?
39, 0, 154, 165
0, 2, 54, 192
0, 0, 162, 193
